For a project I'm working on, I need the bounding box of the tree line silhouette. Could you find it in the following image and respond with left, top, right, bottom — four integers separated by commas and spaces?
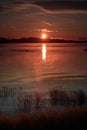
0, 37, 87, 43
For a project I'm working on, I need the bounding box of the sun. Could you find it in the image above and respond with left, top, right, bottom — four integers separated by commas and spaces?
41, 33, 47, 39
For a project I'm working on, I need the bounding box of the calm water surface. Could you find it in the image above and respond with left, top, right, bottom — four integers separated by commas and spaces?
0, 43, 87, 92
0, 43, 87, 113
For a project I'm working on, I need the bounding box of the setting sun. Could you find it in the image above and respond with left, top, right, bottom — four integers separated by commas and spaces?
41, 34, 47, 39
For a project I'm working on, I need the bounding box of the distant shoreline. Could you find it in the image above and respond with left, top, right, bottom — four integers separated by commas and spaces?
0, 37, 87, 44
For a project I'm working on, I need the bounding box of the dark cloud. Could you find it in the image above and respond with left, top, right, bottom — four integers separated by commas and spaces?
0, 6, 12, 12
34, 1, 87, 11
0, 0, 87, 13
0, 1, 27, 13
13, 2, 25, 5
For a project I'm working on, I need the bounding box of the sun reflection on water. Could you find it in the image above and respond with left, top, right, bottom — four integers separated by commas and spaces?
42, 43, 46, 60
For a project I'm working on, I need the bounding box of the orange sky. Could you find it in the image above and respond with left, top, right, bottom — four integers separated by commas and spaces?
0, 0, 87, 40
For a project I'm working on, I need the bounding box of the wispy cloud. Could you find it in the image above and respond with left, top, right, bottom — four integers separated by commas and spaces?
0, 1, 44, 13
41, 20, 55, 27
34, 28, 54, 33
0, 1, 87, 14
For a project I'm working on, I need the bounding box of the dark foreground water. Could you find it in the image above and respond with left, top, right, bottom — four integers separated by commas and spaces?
0, 43, 87, 113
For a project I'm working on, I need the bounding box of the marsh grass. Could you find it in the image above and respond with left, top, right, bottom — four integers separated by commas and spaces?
0, 107, 87, 130
0, 87, 87, 129
0, 87, 87, 113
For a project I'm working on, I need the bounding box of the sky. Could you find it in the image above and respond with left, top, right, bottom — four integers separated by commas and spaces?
0, 0, 87, 40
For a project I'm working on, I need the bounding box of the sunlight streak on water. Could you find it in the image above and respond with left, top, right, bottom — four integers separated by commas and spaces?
42, 43, 46, 60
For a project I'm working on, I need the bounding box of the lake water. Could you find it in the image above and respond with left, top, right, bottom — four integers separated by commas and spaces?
0, 43, 87, 91
0, 43, 87, 113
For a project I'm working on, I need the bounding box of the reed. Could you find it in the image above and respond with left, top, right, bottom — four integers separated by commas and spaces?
0, 107, 87, 130
0, 87, 87, 113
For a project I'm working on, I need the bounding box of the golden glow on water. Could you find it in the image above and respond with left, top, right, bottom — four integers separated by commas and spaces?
42, 43, 46, 60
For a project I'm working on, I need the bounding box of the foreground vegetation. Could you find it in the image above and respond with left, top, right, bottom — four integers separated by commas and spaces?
0, 106, 87, 130
0, 87, 87, 113
0, 87, 87, 129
